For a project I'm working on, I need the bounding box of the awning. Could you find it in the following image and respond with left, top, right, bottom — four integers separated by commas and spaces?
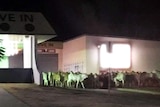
0, 11, 57, 43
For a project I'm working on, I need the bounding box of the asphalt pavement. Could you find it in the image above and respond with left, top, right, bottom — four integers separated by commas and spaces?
0, 88, 29, 107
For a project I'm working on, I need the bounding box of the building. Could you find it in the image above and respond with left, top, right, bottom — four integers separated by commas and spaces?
1, 11, 160, 85
61, 35, 160, 74
38, 35, 160, 75
0, 11, 56, 85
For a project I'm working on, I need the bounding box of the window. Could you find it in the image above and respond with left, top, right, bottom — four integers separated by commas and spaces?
111, 44, 131, 68
99, 43, 131, 69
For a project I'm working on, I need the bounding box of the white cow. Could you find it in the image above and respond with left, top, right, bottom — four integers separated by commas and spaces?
67, 72, 88, 89
152, 70, 160, 79
42, 72, 48, 86
113, 72, 125, 87
152, 70, 160, 83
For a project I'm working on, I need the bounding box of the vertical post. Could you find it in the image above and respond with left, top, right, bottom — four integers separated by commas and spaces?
108, 67, 111, 95
23, 35, 32, 68
31, 36, 40, 85
107, 42, 111, 95
97, 45, 101, 74
23, 35, 40, 85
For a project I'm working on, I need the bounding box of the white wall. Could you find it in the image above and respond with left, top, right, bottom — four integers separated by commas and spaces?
131, 40, 160, 72
86, 36, 99, 74
23, 36, 32, 68
63, 35, 160, 74
63, 36, 87, 73
85, 35, 160, 73
56, 49, 63, 71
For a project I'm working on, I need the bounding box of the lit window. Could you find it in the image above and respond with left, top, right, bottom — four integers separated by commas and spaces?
99, 43, 131, 69
111, 44, 131, 68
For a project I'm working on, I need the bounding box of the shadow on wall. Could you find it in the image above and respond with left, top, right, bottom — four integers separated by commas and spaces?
36, 54, 58, 85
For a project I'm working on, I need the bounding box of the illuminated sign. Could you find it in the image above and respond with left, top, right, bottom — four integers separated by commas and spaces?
0, 11, 56, 35
38, 42, 63, 49
37, 49, 56, 53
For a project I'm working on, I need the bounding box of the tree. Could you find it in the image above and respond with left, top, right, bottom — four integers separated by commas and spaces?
0, 40, 5, 61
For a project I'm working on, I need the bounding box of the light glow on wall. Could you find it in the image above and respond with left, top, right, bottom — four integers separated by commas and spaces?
100, 44, 110, 68
99, 43, 131, 69
111, 44, 131, 68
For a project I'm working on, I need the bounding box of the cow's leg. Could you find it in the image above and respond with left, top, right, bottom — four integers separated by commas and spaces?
49, 78, 53, 86
67, 80, 70, 88
44, 79, 47, 86
55, 80, 57, 87
76, 81, 79, 88
121, 79, 125, 87
44, 78, 48, 86
46, 80, 48, 86
60, 81, 62, 87
57, 81, 60, 87
81, 82, 85, 89
137, 80, 140, 87
64, 81, 67, 88
61, 81, 64, 87
114, 78, 118, 87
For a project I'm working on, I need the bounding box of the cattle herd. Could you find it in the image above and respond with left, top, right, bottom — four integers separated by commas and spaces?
42, 70, 160, 89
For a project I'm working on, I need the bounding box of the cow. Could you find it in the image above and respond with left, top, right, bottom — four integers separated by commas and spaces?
48, 72, 53, 86
125, 71, 139, 87
112, 71, 125, 87
135, 71, 156, 87
112, 71, 136, 87
67, 71, 88, 89
42, 72, 48, 86
60, 71, 69, 87
152, 70, 160, 86
152, 70, 160, 79
52, 72, 62, 87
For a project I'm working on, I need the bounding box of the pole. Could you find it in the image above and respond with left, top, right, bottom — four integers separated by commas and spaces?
108, 68, 111, 95
108, 42, 111, 95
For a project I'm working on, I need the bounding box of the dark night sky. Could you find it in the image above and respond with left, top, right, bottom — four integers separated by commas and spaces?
0, 0, 160, 41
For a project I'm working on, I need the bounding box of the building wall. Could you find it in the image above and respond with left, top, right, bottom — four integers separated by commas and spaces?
62, 35, 160, 74
85, 35, 160, 73
131, 40, 160, 72
86, 36, 99, 74
37, 41, 63, 71
85, 36, 131, 74
63, 36, 87, 73
56, 49, 63, 71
